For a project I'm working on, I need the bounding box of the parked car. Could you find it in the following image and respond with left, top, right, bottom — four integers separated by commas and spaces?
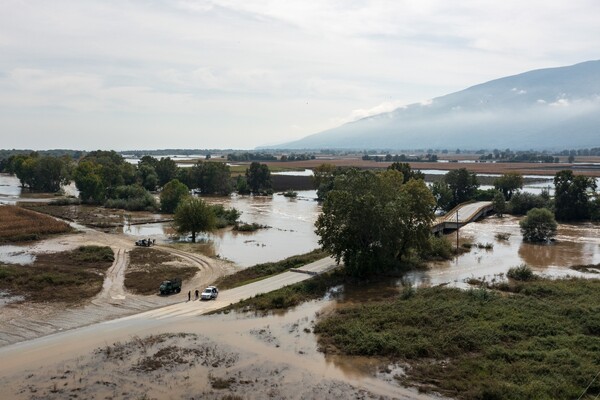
135, 238, 155, 247
201, 286, 218, 300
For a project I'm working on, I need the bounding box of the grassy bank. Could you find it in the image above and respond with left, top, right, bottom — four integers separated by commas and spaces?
124, 248, 198, 295
0, 246, 114, 302
0, 205, 72, 243
214, 249, 329, 290
218, 270, 345, 313
314, 278, 600, 400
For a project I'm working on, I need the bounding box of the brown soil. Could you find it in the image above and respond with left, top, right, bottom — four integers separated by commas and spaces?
260, 156, 600, 177
0, 205, 72, 243
125, 247, 199, 295
23, 204, 173, 229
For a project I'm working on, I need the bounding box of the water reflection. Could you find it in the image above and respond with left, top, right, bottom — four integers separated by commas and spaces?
406, 216, 600, 288
121, 191, 321, 267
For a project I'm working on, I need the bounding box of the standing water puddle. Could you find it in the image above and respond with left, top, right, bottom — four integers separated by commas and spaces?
0, 245, 36, 265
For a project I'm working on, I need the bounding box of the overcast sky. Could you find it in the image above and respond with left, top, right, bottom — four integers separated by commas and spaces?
1, 0, 599, 151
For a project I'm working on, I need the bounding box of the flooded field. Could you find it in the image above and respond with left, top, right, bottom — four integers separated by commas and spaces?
0, 173, 78, 204
123, 191, 322, 267
407, 215, 600, 288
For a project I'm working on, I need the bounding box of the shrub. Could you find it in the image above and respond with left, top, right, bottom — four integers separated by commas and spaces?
507, 264, 535, 281
508, 192, 549, 215
519, 207, 557, 242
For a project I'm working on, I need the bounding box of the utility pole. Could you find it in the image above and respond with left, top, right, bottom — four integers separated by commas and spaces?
456, 209, 459, 253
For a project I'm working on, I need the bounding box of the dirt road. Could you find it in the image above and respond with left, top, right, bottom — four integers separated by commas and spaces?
0, 226, 235, 347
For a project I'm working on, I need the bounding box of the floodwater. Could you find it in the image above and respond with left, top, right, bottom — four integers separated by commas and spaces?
406, 215, 600, 288
0, 173, 79, 204
0, 245, 36, 265
122, 190, 322, 267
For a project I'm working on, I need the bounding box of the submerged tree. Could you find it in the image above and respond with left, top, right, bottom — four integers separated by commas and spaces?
520, 208, 557, 242
315, 169, 435, 277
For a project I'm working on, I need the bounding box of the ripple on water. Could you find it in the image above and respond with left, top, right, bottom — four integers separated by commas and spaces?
0, 245, 36, 265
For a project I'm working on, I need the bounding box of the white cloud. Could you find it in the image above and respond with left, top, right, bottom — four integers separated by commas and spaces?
0, 0, 599, 149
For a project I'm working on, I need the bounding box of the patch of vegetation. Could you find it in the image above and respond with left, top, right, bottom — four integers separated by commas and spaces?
315, 278, 600, 399
71, 245, 115, 263
125, 248, 198, 295
218, 270, 345, 313
571, 263, 600, 274
476, 242, 493, 249
420, 235, 454, 261
212, 204, 241, 228
210, 375, 236, 389
214, 249, 329, 289
0, 246, 113, 302
282, 190, 298, 198
0, 205, 72, 243
495, 232, 511, 241
507, 264, 536, 281
233, 222, 269, 232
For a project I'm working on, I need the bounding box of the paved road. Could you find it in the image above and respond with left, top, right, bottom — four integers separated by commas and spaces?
436, 201, 493, 225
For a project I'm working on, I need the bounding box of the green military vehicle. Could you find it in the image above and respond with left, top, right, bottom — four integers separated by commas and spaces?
159, 278, 182, 295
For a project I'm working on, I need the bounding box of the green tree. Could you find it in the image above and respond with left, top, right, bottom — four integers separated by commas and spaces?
387, 162, 424, 183
160, 179, 189, 213
520, 208, 557, 242
493, 191, 506, 217
554, 170, 597, 221
508, 192, 549, 215
430, 181, 453, 212
245, 162, 271, 194
235, 175, 250, 194
73, 160, 105, 203
315, 169, 435, 277
444, 168, 479, 208
137, 163, 159, 191
155, 157, 179, 187
173, 197, 216, 243
493, 172, 524, 200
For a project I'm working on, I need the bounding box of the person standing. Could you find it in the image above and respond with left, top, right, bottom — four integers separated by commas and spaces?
188, 290, 191, 301
195, 289, 199, 300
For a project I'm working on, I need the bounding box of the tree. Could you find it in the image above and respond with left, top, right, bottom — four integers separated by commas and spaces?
443, 168, 479, 208
155, 157, 179, 187
554, 170, 597, 221
315, 169, 435, 277
493, 191, 506, 217
160, 179, 189, 213
173, 197, 216, 243
493, 172, 523, 200
137, 163, 159, 191
520, 208, 557, 242
430, 181, 453, 212
245, 162, 271, 194
387, 162, 424, 183
508, 192, 549, 215
73, 160, 105, 203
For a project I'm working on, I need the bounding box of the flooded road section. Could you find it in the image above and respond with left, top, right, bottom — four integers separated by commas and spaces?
407, 215, 600, 288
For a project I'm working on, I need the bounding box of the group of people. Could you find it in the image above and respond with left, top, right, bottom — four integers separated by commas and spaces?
187, 289, 200, 301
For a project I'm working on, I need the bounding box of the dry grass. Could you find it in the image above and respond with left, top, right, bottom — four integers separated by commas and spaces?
0, 205, 72, 243
125, 248, 198, 295
0, 246, 114, 302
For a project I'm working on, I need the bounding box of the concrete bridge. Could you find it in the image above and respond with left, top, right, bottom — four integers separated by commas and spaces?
431, 201, 494, 235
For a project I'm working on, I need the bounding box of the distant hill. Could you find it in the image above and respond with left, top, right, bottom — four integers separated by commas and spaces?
271, 60, 600, 150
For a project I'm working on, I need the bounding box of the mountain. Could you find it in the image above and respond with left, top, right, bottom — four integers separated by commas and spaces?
272, 60, 600, 150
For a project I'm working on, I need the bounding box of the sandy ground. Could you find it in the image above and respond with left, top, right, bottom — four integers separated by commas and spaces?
0, 225, 237, 347
0, 225, 440, 399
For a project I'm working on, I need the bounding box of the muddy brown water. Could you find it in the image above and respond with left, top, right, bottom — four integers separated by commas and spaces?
406, 215, 600, 288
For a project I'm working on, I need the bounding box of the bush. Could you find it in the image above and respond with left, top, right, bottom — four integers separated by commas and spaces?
519, 207, 557, 242
421, 235, 454, 260
507, 264, 535, 281
105, 185, 157, 211
212, 205, 241, 228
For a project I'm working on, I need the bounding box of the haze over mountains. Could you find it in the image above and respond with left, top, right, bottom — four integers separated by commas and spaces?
271, 61, 600, 150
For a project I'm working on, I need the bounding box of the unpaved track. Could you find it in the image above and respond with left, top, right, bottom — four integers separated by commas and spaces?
0, 228, 234, 347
